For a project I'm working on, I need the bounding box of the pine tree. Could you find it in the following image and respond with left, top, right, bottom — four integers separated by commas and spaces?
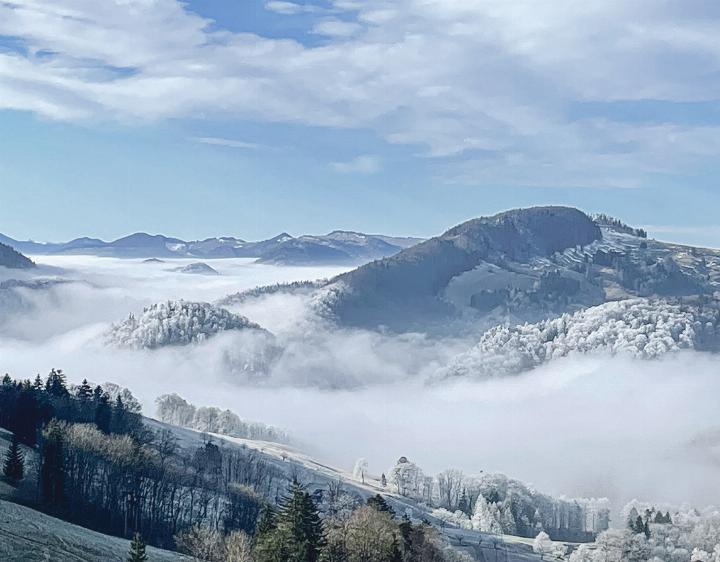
76, 379, 93, 400
95, 392, 112, 433
367, 494, 394, 515
32, 374, 43, 391
397, 515, 413, 555
39, 420, 65, 505
390, 535, 403, 562
45, 369, 68, 397
256, 480, 325, 562
257, 505, 278, 536
458, 488, 469, 516
127, 532, 148, 562
2, 435, 24, 482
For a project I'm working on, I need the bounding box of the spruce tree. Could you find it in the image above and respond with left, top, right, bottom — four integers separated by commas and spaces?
458, 488, 469, 515
76, 379, 93, 400
367, 494, 394, 515
257, 505, 278, 536
95, 392, 112, 433
127, 532, 148, 562
3, 435, 24, 482
45, 369, 68, 397
256, 480, 325, 562
40, 420, 65, 505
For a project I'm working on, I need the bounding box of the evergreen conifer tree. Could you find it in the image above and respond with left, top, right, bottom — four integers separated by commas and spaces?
458, 488, 469, 515
127, 532, 148, 562
45, 369, 68, 396
256, 480, 325, 562
76, 379, 93, 400
257, 505, 278, 536
95, 392, 112, 433
40, 420, 65, 505
2, 434, 24, 482
367, 494, 394, 515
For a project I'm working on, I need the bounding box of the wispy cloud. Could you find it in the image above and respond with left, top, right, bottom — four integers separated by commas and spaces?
264, 1, 321, 15
2, 0, 720, 187
191, 137, 264, 150
331, 155, 381, 174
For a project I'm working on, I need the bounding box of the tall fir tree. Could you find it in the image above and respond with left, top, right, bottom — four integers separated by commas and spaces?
45, 369, 68, 397
94, 392, 112, 433
458, 488, 469, 516
76, 379, 93, 400
127, 532, 148, 562
256, 480, 325, 562
32, 374, 43, 391
257, 505, 278, 536
367, 494, 394, 515
39, 420, 65, 505
2, 434, 24, 482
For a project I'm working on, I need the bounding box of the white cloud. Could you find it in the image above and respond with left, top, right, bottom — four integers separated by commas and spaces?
312, 18, 363, 38
264, 1, 320, 15
331, 154, 381, 174
1, 0, 720, 186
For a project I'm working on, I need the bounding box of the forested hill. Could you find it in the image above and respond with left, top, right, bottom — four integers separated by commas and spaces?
322, 206, 602, 329
318, 206, 720, 331
0, 241, 34, 269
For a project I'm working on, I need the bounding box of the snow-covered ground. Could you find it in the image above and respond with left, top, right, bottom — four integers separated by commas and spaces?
143, 418, 553, 561
0, 500, 191, 562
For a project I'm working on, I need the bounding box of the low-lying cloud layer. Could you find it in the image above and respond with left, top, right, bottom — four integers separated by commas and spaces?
1, 255, 719, 517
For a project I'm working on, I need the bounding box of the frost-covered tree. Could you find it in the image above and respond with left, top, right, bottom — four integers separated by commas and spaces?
432, 508, 473, 530
442, 298, 720, 379
353, 458, 369, 484
533, 531, 554, 559
156, 393, 196, 427
155, 394, 290, 444
102, 383, 142, 414
387, 457, 424, 499
436, 469, 464, 511
108, 300, 265, 349
471, 495, 503, 534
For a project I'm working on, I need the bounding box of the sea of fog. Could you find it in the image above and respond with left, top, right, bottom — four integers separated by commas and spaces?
1, 255, 719, 518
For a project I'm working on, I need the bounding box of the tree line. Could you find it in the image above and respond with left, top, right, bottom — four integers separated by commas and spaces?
1, 370, 458, 562
0, 369, 278, 550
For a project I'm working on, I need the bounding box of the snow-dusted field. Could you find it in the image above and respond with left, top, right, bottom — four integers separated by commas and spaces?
0, 499, 191, 562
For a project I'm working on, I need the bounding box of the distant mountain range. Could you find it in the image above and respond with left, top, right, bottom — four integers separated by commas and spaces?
0, 230, 423, 265
316, 206, 720, 330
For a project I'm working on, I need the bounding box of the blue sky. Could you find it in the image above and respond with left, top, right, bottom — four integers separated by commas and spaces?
1, 0, 720, 245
